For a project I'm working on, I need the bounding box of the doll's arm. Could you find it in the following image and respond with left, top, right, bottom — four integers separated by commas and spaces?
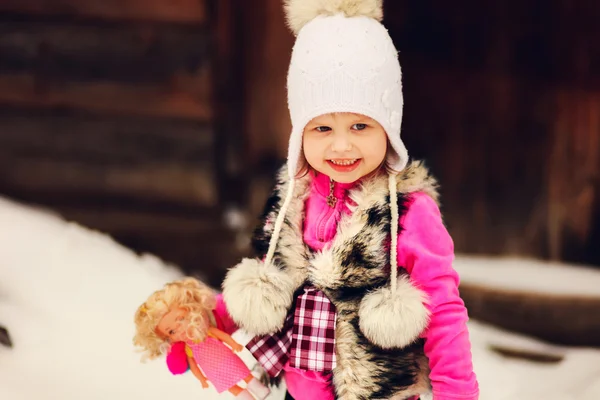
187, 355, 209, 389
208, 326, 244, 352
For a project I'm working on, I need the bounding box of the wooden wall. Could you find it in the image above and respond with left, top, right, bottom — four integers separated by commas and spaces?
0, 0, 247, 285
242, 0, 600, 266
386, 1, 600, 264
1, 0, 598, 277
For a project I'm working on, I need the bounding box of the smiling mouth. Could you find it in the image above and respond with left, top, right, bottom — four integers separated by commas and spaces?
328, 158, 359, 166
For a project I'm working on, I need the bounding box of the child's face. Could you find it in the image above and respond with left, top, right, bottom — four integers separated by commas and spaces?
156, 307, 190, 343
302, 113, 387, 183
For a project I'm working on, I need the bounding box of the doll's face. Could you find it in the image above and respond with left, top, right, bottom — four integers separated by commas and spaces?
302, 113, 388, 183
156, 307, 190, 343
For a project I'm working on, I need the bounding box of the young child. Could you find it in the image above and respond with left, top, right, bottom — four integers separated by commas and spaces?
223, 1, 479, 399
133, 278, 270, 400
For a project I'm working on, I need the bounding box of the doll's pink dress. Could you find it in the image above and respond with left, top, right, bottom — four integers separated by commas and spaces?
185, 337, 250, 393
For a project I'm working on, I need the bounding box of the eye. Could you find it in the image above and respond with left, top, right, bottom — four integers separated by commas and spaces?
169, 330, 175, 335
176, 316, 184, 321
315, 126, 331, 132
352, 123, 367, 131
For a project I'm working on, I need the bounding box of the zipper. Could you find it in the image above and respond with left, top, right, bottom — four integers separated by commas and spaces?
317, 206, 337, 242
318, 177, 338, 242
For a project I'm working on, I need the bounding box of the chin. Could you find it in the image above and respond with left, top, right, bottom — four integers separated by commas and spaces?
332, 174, 359, 183
328, 169, 362, 183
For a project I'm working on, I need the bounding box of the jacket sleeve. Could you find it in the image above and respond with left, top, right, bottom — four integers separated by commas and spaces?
213, 293, 239, 335
397, 192, 479, 400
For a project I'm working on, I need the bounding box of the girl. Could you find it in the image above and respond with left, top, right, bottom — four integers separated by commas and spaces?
222, 1, 479, 399
133, 278, 270, 400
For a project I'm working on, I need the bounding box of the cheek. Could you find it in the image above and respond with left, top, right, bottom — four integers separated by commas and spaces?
303, 137, 323, 161
179, 320, 190, 333
369, 135, 388, 162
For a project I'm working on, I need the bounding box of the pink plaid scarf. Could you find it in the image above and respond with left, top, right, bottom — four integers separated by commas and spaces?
246, 287, 337, 377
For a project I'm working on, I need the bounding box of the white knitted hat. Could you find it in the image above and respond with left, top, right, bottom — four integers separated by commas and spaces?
285, 0, 408, 179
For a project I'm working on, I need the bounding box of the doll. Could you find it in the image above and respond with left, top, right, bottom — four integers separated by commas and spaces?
133, 278, 270, 400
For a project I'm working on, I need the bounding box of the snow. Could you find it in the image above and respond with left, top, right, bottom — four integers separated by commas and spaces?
1, 195, 600, 400
455, 255, 600, 297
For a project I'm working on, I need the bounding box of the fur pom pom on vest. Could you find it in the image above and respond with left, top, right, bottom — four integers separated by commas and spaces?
223, 162, 439, 399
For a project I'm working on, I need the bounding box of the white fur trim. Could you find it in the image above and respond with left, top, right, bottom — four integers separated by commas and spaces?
222, 258, 296, 335
358, 276, 430, 349
284, 0, 383, 35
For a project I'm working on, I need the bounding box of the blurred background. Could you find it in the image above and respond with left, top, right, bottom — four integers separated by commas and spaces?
0, 0, 599, 348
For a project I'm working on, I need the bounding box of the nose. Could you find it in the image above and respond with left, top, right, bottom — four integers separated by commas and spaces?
330, 130, 352, 152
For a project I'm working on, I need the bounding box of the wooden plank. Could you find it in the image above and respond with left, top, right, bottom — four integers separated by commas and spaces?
0, 109, 214, 163
210, 0, 252, 205
0, 20, 210, 83
384, 0, 600, 88
0, 110, 217, 207
59, 207, 230, 237
546, 90, 600, 262
241, 0, 294, 162
489, 345, 564, 364
0, 72, 212, 120
0, 326, 11, 348
461, 282, 600, 347
1, 159, 217, 208
0, 0, 207, 24
398, 65, 552, 258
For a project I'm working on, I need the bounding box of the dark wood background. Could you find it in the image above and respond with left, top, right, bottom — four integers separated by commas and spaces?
0, 0, 598, 288
0, 0, 248, 286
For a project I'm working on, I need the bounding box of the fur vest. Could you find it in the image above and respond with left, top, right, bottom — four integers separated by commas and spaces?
223, 162, 440, 399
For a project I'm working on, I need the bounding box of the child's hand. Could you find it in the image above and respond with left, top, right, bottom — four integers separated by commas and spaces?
200, 379, 209, 389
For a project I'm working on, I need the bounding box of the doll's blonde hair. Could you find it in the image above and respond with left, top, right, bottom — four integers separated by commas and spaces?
133, 278, 217, 360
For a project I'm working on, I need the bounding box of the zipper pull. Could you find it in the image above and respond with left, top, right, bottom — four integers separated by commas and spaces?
326, 177, 337, 208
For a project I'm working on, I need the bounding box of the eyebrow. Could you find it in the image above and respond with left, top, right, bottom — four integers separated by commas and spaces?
350, 115, 373, 123
307, 120, 329, 126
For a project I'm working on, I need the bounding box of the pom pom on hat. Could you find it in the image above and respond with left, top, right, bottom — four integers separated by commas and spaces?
284, 0, 383, 35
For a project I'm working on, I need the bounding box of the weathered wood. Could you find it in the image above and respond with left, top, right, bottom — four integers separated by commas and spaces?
1, 160, 217, 208
208, 0, 254, 205
385, 0, 600, 88
0, 110, 217, 207
489, 345, 564, 364
0, 109, 214, 164
241, 0, 294, 162
547, 90, 600, 262
399, 67, 552, 258
0, 326, 11, 348
0, 72, 212, 119
0, 0, 207, 24
460, 282, 600, 347
60, 207, 229, 238
0, 20, 210, 83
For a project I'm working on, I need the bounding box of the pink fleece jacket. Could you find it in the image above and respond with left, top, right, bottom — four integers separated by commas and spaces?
217, 172, 479, 399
